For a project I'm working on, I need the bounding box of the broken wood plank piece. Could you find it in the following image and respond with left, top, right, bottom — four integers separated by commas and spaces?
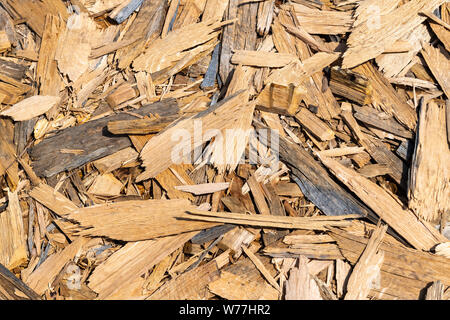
106, 82, 139, 109
256, 0, 274, 36
137, 90, 253, 181
218, 0, 258, 85
421, 43, 450, 99
87, 173, 123, 197
330, 226, 450, 300
329, 67, 372, 105
344, 224, 387, 300
36, 14, 64, 101
218, 227, 255, 258
319, 156, 447, 251
0, 190, 27, 270
253, 120, 373, 218
67, 199, 219, 241
242, 245, 280, 292
25, 237, 89, 296
55, 12, 117, 83
0, 118, 19, 190
115, 0, 167, 69
247, 175, 271, 216
90, 38, 141, 59
88, 232, 195, 299
289, 3, 354, 35
208, 256, 278, 300
316, 147, 365, 158
133, 19, 233, 75
428, 16, 450, 52
295, 108, 335, 141
231, 50, 297, 68
285, 255, 322, 300
353, 62, 417, 130
256, 83, 305, 115
283, 234, 334, 245
263, 244, 344, 260
0, 262, 40, 300
107, 115, 178, 135
29, 99, 179, 178
92, 147, 139, 174
29, 183, 78, 217
408, 100, 450, 222
387, 77, 438, 90
185, 209, 358, 230
174, 182, 230, 195
342, 0, 445, 69
353, 106, 413, 139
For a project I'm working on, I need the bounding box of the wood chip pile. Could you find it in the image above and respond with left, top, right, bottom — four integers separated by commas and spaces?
0, 0, 449, 300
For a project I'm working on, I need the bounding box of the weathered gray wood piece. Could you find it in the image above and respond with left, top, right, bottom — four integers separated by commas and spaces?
0, 263, 41, 300
254, 120, 374, 218
29, 99, 179, 177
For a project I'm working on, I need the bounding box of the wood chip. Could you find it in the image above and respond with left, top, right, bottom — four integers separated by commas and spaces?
344, 224, 386, 300
285, 256, 322, 300
67, 199, 218, 241
0, 190, 27, 270
174, 182, 230, 195
1, 96, 60, 121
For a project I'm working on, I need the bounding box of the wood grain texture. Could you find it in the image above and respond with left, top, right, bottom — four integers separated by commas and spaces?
67, 199, 219, 241
408, 101, 450, 222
